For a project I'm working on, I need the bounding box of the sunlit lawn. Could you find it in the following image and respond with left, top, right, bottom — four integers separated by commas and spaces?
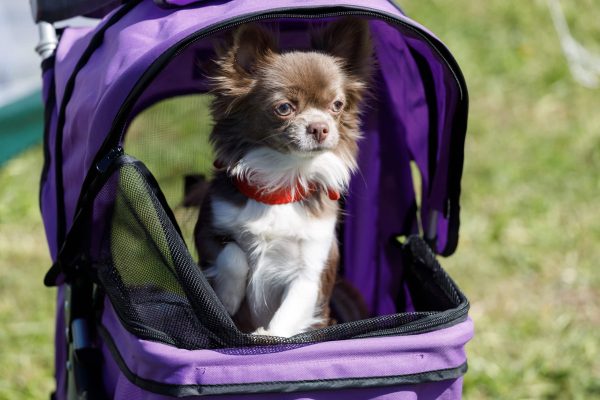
1, 1, 599, 399
402, 0, 600, 398
0, 149, 54, 399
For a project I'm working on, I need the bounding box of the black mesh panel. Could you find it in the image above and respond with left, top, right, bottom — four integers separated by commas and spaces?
84, 156, 467, 350
124, 95, 214, 260
94, 163, 215, 348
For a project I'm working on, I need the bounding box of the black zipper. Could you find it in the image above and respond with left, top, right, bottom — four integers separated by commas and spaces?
356, 300, 469, 339
76, 4, 468, 227
39, 63, 56, 211
96, 146, 125, 173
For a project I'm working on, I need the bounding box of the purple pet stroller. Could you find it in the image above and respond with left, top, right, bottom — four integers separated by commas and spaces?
34, 0, 472, 398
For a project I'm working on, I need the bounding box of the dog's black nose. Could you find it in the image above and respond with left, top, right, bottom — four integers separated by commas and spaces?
307, 122, 329, 143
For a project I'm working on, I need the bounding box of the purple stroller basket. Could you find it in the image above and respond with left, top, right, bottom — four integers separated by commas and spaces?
38, 0, 472, 398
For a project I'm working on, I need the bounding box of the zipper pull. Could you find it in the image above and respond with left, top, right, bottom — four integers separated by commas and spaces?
96, 146, 124, 173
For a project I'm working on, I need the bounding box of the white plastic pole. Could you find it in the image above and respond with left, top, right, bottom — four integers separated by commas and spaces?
35, 21, 57, 60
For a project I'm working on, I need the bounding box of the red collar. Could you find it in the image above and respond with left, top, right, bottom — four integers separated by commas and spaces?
234, 178, 340, 205
214, 160, 340, 205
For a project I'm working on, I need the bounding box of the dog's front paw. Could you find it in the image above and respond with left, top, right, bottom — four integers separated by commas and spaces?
213, 280, 245, 316
204, 266, 245, 315
252, 327, 276, 336
252, 327, 298, 337
209, 243, 249, 316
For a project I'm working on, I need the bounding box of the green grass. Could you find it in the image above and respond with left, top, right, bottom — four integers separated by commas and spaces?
0, 149, 55, 399
1, 1, 599, 398
402, 1, 600, 398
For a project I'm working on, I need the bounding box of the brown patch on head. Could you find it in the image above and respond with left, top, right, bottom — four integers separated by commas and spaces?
261, 52, 345, 109
209, 24, 278, 112
208, 19, 373, 169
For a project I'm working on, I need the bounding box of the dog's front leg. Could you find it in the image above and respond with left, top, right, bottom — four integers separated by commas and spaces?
204, 242, 249, 316
256, 278, 320, 337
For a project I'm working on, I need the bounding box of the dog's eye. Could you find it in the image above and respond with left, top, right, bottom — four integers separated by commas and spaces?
331, 100, 344, 113
275, 102, 294, 117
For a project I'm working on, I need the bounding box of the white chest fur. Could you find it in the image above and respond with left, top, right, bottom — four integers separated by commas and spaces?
212, 196, 336, 244
210, 196, 336, 335
204, 147, 350, 337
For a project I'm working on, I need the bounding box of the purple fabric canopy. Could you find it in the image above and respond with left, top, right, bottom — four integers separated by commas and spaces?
45, 0, 467, 311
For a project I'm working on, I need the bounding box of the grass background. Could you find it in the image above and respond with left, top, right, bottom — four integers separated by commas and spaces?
0, 0, 599, 398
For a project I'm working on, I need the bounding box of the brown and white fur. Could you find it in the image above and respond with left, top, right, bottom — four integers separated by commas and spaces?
194, 18, 372, 337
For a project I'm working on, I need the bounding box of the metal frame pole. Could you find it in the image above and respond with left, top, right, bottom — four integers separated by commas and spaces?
35, 21, 57, 60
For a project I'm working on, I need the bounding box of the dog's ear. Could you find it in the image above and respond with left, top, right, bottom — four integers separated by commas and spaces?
230, 24, 278, 74
210, 25, 277, 108
312, 17, 373, 81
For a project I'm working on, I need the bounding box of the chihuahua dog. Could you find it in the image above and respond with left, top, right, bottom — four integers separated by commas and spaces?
194, 18, 372, 337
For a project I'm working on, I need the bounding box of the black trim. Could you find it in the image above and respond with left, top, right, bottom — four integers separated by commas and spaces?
39, 61, 56, 211
73, 4, 468, 257
410, 48, 439, 196
32, 0, 123, 23
53, 0, 142, 250
440, 87, 469, 256
98, 323, 467, 397
41, 55, 56, 72
354, 308, 469, 340
153, 0, 189, 8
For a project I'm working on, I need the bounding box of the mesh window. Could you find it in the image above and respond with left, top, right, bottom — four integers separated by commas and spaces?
84, 155, 467, 350
124, 94, 214, 259
94, 163, 216, 348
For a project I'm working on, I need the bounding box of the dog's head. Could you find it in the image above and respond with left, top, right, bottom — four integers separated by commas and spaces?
209, 18, 373, 168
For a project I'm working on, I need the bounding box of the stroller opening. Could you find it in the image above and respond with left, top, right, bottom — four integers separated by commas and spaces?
37, 1, 472, 399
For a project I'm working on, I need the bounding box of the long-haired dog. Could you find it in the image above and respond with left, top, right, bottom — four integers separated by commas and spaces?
194, 18, 372, 337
